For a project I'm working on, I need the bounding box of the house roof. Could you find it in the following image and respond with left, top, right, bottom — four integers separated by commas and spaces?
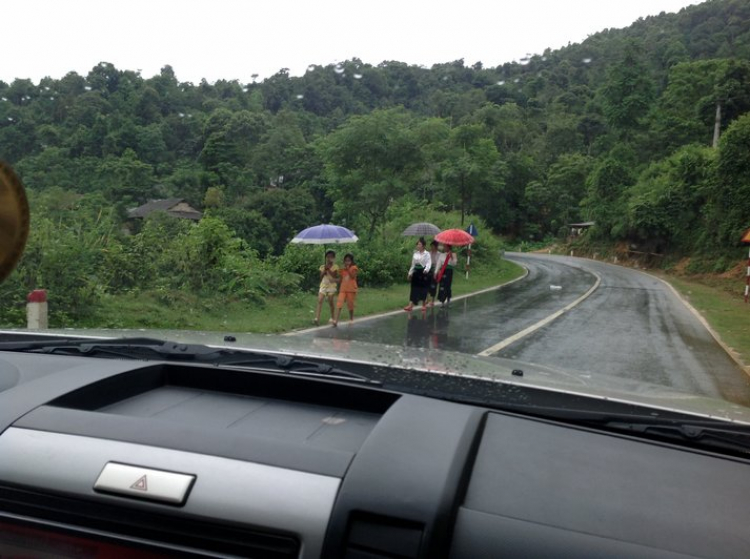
128, 198, 202, 220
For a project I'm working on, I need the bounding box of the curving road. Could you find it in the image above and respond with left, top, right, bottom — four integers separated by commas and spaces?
301, 253, 750, 405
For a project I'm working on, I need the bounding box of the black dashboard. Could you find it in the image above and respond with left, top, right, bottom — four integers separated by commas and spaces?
0, 350, 749, 558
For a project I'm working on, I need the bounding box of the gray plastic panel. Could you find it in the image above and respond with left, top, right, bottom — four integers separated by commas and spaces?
16, 405, 356, 477
0, 427, 340, 559
458, 412, 750, 559
100, 385, 381, 452
0, 354, 135, 432
449, 508, 700, 559
323, 395, 485, 558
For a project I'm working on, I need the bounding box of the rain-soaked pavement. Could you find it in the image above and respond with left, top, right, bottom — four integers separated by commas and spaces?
297, 253, 750, 405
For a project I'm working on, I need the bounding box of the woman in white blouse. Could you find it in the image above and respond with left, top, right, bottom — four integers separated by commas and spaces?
404, 237, 432, 312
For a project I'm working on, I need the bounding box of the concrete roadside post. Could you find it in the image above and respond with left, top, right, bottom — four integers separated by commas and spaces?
742, 228, 750, 303
27, 289, 48, 329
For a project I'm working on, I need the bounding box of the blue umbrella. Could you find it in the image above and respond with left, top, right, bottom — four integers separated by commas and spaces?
291, 224, 359, 245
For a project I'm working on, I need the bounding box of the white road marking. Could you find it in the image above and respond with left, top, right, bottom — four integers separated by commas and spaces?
477, 270, 602, 357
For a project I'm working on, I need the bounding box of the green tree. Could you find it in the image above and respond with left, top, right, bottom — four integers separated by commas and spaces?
323, 108, 422, 236
438, 124, 500, 226
600, 42, 655, 134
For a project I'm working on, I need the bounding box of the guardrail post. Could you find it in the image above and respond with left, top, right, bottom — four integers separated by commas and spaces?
27, 289, 48, 329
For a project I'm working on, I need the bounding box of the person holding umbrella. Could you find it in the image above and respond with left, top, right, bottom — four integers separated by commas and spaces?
404, 237, 432, 312
426, 240, 439, 307
291, 223, 358, 326
435, 244, 458, 306
314, 250, 338, 326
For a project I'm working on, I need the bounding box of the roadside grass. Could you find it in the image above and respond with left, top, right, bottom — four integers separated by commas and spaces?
85, 259, 525, 334
660, 275, 750, 369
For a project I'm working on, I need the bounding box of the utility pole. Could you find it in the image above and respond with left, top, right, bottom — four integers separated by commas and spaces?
712, 102, 722, 148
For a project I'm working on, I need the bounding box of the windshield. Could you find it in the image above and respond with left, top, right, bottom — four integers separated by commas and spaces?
1, 0, 749, 421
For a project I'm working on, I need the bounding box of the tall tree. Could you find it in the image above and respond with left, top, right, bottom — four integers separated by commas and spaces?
323, 108, 422, 236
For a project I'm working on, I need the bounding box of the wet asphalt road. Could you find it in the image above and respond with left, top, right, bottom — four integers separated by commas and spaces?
302, 253, 750, 404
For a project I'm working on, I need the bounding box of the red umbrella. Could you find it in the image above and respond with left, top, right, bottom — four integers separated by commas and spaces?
434, 228, 474, 246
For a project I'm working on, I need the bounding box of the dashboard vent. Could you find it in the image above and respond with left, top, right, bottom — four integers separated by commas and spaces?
0, 485, 299, 558
344, 513, 424, 558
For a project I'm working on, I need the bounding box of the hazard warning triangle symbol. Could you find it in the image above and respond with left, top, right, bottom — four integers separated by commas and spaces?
130, 475, 148, 491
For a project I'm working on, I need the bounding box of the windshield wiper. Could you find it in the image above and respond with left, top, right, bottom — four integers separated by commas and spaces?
0, 337, 380, 385
449, 399, 750, 456
540, 406, 750, 455
598, 418, 750, 456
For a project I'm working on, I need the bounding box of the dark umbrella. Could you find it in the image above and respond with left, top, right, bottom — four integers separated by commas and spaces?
402, 222, 441, 237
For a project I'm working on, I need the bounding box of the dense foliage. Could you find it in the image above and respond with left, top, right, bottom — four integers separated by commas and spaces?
2, 0, 750, 323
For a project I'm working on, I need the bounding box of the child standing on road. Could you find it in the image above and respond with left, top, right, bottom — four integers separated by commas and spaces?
334, 253, 359, 326
315, 250, 338, 325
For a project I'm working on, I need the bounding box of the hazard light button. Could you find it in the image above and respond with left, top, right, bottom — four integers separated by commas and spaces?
94, 462, 195, 505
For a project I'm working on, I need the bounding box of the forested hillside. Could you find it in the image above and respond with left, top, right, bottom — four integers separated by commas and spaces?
2, 0, 750, 324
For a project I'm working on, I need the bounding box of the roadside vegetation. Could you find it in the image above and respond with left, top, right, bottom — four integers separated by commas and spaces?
659, 271, 750, 371
82, 257, 523, 333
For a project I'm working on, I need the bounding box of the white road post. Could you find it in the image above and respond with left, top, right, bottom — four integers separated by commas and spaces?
27, 289, 48, 329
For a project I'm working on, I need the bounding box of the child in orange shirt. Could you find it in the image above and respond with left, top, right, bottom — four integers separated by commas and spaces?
334, 253, 358, 326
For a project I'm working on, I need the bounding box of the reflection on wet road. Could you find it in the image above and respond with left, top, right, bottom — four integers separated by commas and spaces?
307, 254, 596, 354
300, 253, 750, 404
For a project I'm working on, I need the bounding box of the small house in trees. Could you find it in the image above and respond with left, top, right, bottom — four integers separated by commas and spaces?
127, 199, 202, 221
568, 222, 594, 237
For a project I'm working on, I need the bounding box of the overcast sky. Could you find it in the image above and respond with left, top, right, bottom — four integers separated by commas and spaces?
5, 0, 703, 84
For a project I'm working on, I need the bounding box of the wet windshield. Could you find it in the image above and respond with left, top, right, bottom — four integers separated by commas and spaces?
1, 0, 749, 417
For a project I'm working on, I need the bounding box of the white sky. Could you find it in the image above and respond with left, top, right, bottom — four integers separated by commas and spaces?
5, 0, 703, 84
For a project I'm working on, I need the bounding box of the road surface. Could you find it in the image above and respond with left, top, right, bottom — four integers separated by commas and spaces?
300, 253, 750, 405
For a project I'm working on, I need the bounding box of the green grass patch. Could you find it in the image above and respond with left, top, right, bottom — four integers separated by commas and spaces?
661, 275, 750, 369
80, 259, 525, 334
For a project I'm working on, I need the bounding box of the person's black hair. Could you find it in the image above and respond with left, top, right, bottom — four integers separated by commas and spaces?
325, 250, 336, 258
417, 237, 426, 246
430, 240, 439, 249
344, 253, 355, 263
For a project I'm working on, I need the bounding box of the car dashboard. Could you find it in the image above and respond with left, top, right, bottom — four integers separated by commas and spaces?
0, 349, 749, 558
